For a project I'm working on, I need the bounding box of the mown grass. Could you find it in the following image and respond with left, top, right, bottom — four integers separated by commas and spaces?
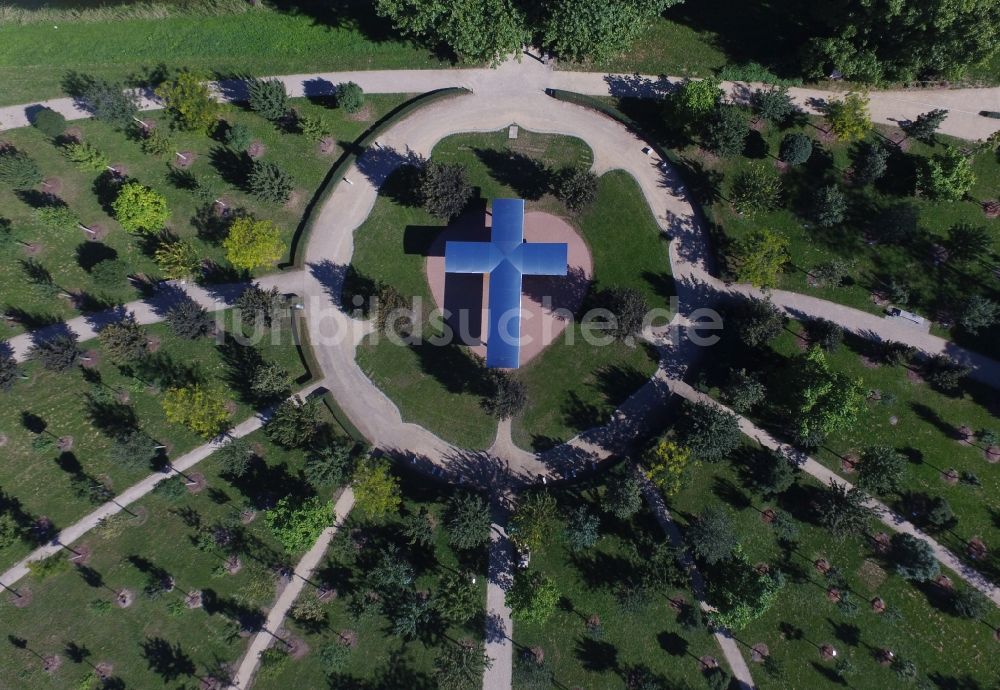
0, 94, 409, 335
0, 423, 335, 689
667, 452, 999, 690
0, 308, 309, 570
510, 470, 720, 689
353, 131, 670, 450
254, 470, 487, 688
0, 5, 447, 106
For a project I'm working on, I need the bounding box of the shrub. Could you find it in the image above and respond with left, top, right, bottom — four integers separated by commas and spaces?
78, 76, 139, 129
224, 122, 253, 150
162, 384, 230, 437
730, 162, 781, 216
30, 334, 80, 372
825, 92, 871, 141
419, 161, 472, 219
0, 149, 43, 189
154, 240, 200, 279
553, 166, 598, 210
98, 315, 146, 363
140, 128, 172, 156
265, 496, 331, 551
919, 146, 975, 201
31, 107, 67, 138
811, 184, 847, 227
852, 141, 890, 184
165, 297, 213, 339
265, 395, 321, 448
154, 70, 220, 131
247, 77, 288, 121
34, 205, 78, 231
113, 183, 169, 233
248, 160, 293, 204
923, 354, 970, 392
702, 105, 749, 157
890, 533, 939, 581
223, 216, 286, 270
336, 81, 364, 113
689, 506, 738, 564
751, 86, 796, 124
778, 133, 812, 165
63, 140, 110, 171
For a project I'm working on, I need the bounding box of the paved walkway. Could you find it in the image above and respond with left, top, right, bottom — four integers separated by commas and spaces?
230, 488, 355, 689
637, 465, 756, 689
0, 380, 326, 592
1, 62, 997, 140
666, 377, 1000, 607
483, 500, 515, 690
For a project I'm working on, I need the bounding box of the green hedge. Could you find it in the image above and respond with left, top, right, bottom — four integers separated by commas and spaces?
285, 87, 471, 268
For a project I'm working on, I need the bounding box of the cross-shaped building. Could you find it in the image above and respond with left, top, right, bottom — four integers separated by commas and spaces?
444, 198, 568, 368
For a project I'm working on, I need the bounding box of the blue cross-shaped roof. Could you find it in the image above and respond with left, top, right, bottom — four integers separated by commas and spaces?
445, 199, 568, 368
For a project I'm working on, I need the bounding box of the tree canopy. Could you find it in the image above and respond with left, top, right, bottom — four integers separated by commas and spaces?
113, 183, 169, 234
224, 217, 286, 271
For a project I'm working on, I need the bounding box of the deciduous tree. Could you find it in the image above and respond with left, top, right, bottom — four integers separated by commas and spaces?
113, 182, 169, 233
730, 162, 782, 216
732, 228, 789, 288
162, 385, 230, 438
856, 445, 906, 495
825, 92, 871, 142
155, 70, 220, 132
419, 161, 473, 219
644, 439, 693, 497
540, 0, 675, 63
223, 217, 286, 271
507, 571, 560, 623
352, 457, 401, 520
919, 146, 975, 201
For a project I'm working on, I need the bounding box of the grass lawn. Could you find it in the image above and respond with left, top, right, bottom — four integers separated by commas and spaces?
253, 469, 487, 688
0, 94, 411, 336
0, 5, 447, 106
353, 131, 670, 450
510, 471, 721, 689
0, 308, 310, 570
667, 452, 999, 690
0, 422, 340, 689
695, 317, 1000, 584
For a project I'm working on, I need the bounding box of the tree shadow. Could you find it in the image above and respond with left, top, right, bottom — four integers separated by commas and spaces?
472, 148, 551, 200
75, 242, 118, 272
139, 637, 195, 683
574, 635, 619, 673
209, 146, 251, 187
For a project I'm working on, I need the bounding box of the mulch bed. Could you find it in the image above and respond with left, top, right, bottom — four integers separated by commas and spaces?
871, 597, 886, 613
820, 645, 837, 661
23, 242, 43, 256
983, 201, 1000, 218
699, 656, 719, 671
42, 655, 62, 674
145, 335, 161, 353
872, 532, 891, 554
95, 662, 114, 680
668, 593, 687, 612
128, 505, 149, 527
110, 164, 128, 178
57, 435, 74, 452
0, 435, 7, 447
173, 151, 197, 169
318, 137, 337, 156
81, 223, 107, 242
9, 585, 32, 608
185, 590, 203, 609
240, 509, 257, 525
750, 643, 769, 662
957, 425, 975, 444
225, 555, 242, 575
841, 453, 859, 473
905, 368, 925, 384
761, 508, 776, 524
814, 558, 831, 574
985, 446, 1000, 463
316, 586, 336, 602
337, 630, 358, 648
968, 537, 987, 560
942, 468, 960, 485
65, 126, 83, 142
876, 649, 895, 666
284, 190, 301, 209
40, 177, 62, 196
826, 587, 841, 602
115, 589, 134, 608
80, 350, 101, 369
247, 141, 266, 159
934, 574, 954, 591
184, 472, 207, 494
347, 103, 373, 122
68, 543, 92, 566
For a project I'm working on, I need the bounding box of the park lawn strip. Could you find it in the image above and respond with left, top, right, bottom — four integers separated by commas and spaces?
0, 308, 308, 569
510, 472, 720, 689
0, 424, 331, 690
0, 7, 446, 106
695, 318, 1000, 584
252, 469, 487, 688
667, 455, 999, 690
0, 94, 411, 335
